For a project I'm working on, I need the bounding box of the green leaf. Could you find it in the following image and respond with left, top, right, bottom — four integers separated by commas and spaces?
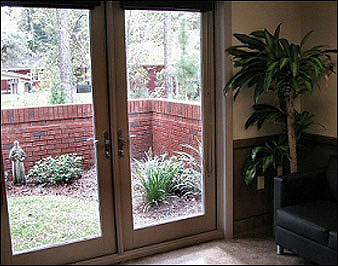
305, 79, 313, 91
264, 29, 274, 49
245, 167, 257, 185
263, 155, 274, 173
308, 61, 321, 77
263, 72, 273, 92
274, 23, 282, 39
311, 57, 324, 69
254, 79, 265, 104
280, 38, 291, 56
251, 146, 266, 160
280, 58, 290, 70
267, 61, 279, 72
234, 34, 266, 50
292, 79, 300, 91
291, 61, 299, 77
250, 30, 266, 39
300, 30, 313, 48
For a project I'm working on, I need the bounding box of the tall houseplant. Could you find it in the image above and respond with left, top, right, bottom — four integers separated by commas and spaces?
224, 24, 336, 175
243, 104, 321, 184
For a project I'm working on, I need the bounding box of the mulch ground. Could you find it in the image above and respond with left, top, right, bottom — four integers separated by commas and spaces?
6, 167, 204, 228
5, 168, 99, 202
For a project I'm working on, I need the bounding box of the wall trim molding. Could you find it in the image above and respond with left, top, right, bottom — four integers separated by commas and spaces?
233, 135, 280, 149
302, 133, 337, 146
234, 133, 337, 150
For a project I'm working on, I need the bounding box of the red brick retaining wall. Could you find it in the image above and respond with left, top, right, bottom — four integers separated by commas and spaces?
1, 100, 202, 174
1, 104, 96, 174
128, 99, 202, 159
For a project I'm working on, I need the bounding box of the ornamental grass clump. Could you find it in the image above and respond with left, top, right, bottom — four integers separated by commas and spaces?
133, 147, 202, 211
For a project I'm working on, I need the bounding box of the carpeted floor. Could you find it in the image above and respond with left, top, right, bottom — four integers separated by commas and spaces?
119, 235, 311, 265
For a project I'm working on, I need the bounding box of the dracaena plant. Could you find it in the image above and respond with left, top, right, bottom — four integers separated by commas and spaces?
243, 103, 324, 184
224, 24, 337, 175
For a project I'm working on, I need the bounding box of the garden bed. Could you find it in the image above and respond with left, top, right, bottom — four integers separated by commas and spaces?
6, 168, 99, 202
131, 173, 203, 229
6, 167, 204, 231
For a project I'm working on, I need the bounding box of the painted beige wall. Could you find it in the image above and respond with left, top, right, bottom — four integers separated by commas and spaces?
299, 2, 337, 138
231, 1, 303, 140
231, 1, 337, 140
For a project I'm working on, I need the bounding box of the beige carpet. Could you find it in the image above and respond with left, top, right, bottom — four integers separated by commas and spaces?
120, 236, 310, 265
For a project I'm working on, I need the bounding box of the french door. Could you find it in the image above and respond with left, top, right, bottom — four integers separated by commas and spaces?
1, 3, 116, 265
106, 2, 217, 250
1, 1, 219, 264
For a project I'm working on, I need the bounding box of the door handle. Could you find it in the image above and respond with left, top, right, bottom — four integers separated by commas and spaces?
118, 129, 127, 158
104, 131, 112, 159
87, 138, 99, 145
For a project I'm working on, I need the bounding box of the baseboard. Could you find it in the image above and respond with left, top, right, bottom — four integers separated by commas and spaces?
234, 213, 273, 238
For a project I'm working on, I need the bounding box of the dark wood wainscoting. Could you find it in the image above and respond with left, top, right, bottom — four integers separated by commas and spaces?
233, 134, 337, 237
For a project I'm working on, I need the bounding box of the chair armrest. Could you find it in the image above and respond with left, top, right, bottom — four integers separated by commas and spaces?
274, 168, 327, 212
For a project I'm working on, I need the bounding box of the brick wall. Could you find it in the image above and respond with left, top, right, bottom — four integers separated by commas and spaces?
1, 99, 202, 175
1, 104, 96, 174
128, 99, 202, 160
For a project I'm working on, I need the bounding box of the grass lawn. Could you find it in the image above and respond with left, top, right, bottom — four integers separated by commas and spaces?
8, 195, 101, 253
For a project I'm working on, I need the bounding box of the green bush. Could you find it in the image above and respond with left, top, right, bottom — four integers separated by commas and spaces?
174, 144, 202, 197
27, 154, 84, 186
133, 147, 202, 211
133, 149, 183, 211
49, 81, 66, 105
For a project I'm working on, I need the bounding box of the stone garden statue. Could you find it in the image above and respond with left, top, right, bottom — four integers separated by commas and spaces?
9, 141, 27, 185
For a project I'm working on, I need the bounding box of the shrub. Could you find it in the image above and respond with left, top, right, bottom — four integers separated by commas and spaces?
133, 146, 202, 211
49, 81, 66, 104
133, 149, 184, 211
27, 154, 84, 186
174, 143, 202, 197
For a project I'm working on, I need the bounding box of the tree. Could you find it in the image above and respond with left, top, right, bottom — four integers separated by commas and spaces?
125, 11, 201, 101
224, 24, 337, 174
1, 32, 27, 68
57, 9, 74, 103
4, 7, 91, 103
1, 7, 29, 68
175, 17, 200, 101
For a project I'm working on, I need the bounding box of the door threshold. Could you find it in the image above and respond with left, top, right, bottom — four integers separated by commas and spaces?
71, 230, 224, 265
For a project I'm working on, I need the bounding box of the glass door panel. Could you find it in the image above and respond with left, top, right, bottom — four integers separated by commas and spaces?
1, 3, 116, 265
125, 10, 205, 230
110, 2, 217, 250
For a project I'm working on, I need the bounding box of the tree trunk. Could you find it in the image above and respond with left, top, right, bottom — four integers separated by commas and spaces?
126, 11, 132, 94
286, 91, 298, 173
163, 12, 171, 97
57, 9, 74, 103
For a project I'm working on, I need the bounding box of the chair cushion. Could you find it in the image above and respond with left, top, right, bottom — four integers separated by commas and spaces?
327, 155, 337, 201
328, 231, 337, 250
276, 200, 337, 246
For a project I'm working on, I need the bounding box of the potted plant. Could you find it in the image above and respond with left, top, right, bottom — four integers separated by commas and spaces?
224, 24, 337, 182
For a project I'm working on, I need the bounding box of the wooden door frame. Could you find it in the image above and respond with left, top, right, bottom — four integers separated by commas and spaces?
215, 1, 234, 239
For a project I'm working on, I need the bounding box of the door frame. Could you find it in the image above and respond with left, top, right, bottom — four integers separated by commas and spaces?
1, 2, 234, 265
0, 3, 117, 265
